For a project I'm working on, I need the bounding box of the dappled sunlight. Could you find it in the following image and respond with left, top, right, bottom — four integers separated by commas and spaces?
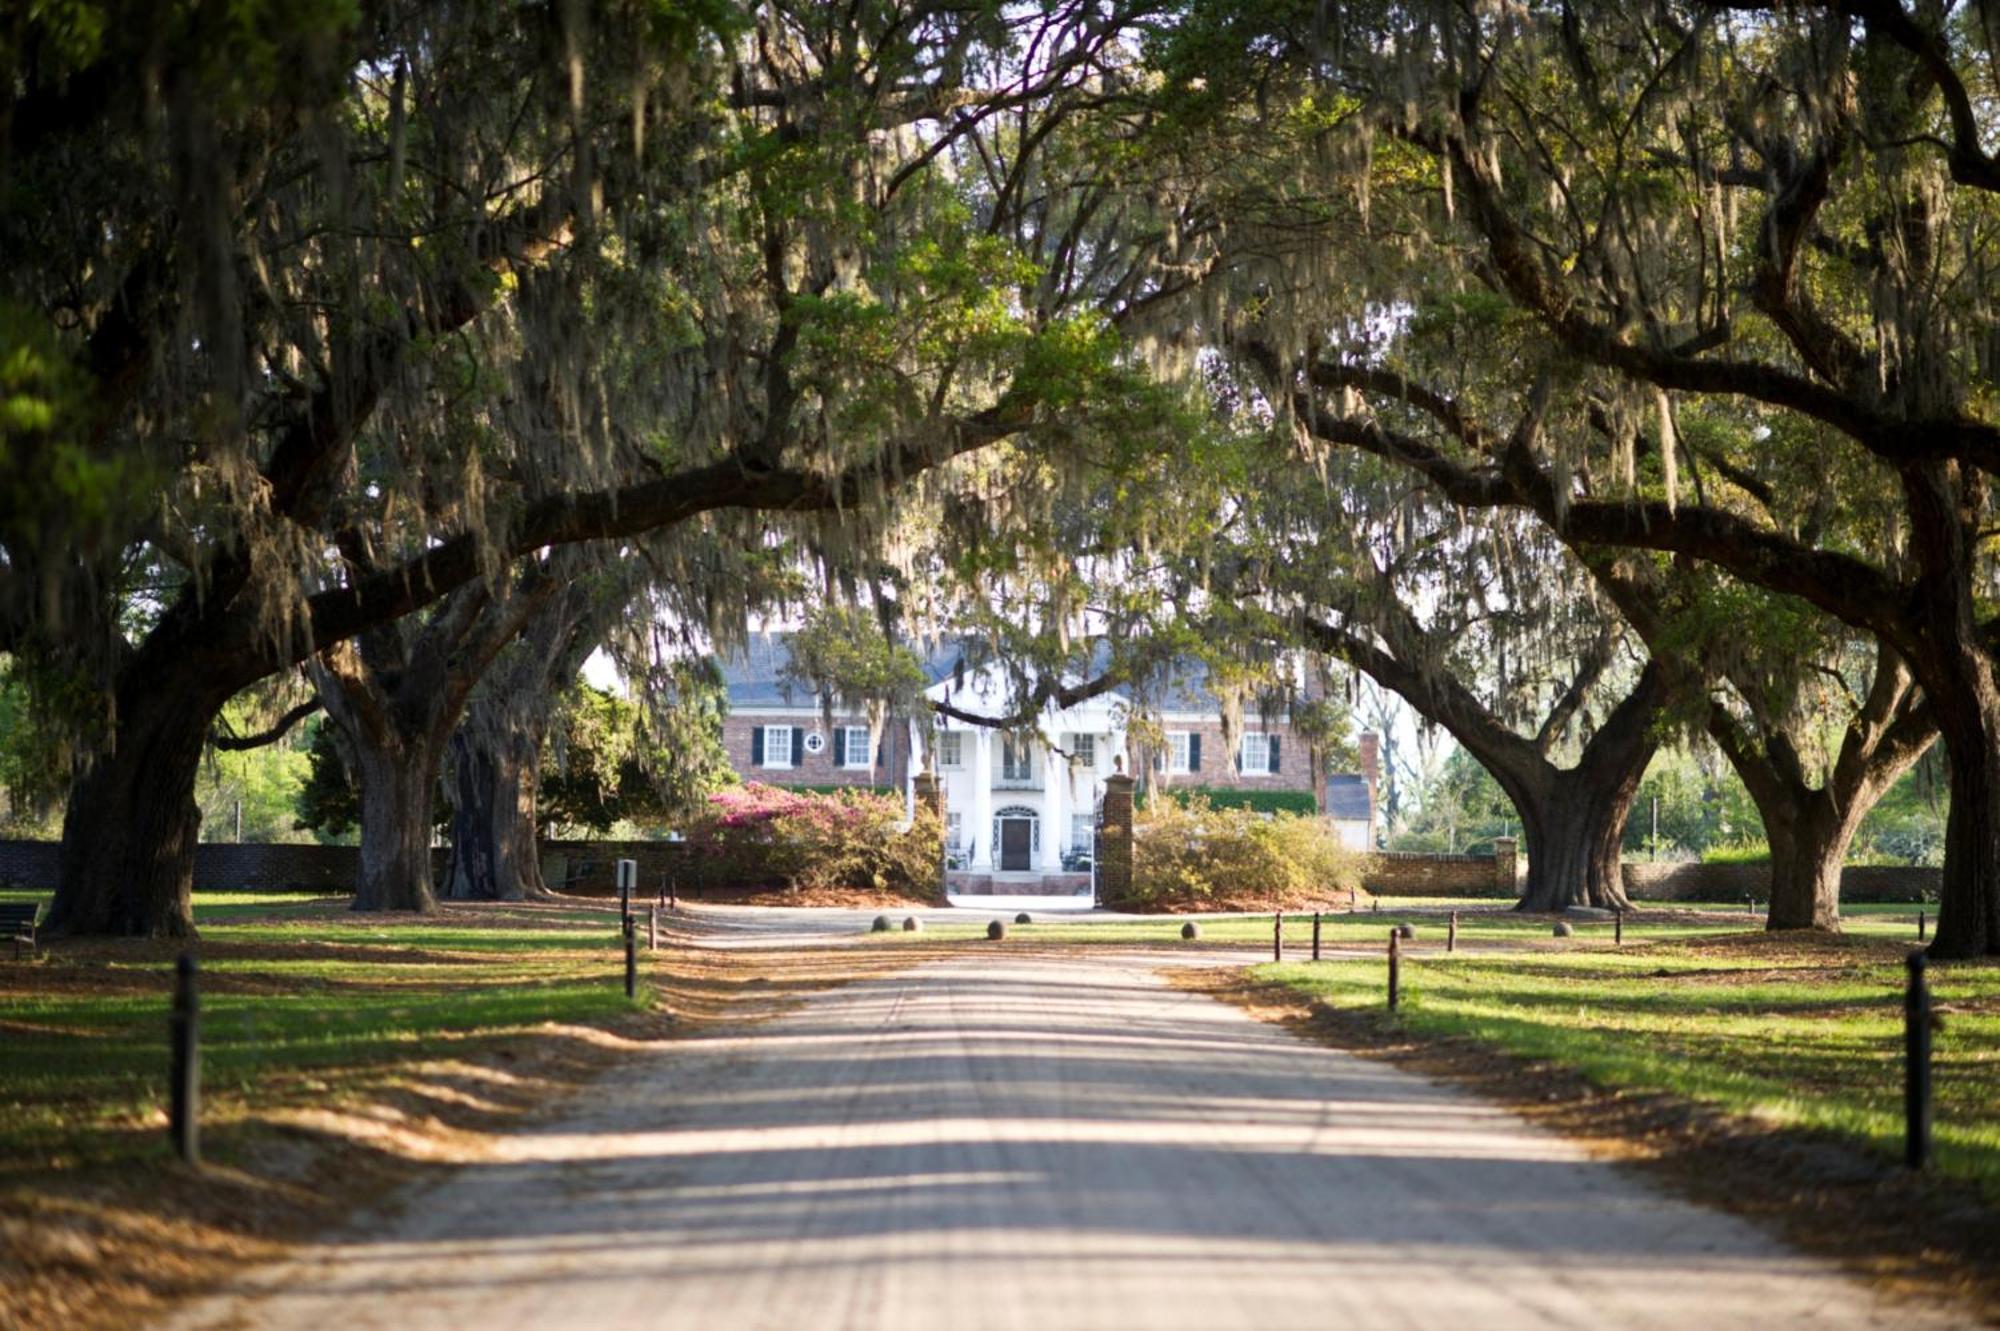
164, 953, 1947, 1331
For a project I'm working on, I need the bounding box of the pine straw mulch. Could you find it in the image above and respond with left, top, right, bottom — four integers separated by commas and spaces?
0, 902, 956, 1331
1177, 959, 2000, 1327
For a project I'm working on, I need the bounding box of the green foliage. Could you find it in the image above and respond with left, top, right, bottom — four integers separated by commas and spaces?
195, 705, 318, 844
1700, 841, 1772, 866
779, 605, 928, 718
1145, 786, 1320, 816
541, 670, 732, 835
1389, 748, 1514, 855
1852, 749, 1949, 866
291, 719, 377, 842
1621, 749, 1762, 859
1129, 796, 1360, 909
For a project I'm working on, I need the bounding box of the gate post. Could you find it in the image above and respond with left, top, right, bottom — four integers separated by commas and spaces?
1097, 773, 1136, 907
914, 769, 947, 902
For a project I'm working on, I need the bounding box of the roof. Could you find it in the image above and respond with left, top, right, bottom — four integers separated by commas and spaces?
1325, 774, 1372, 821
720, 632, 1278, 717
716, 631, 960, 709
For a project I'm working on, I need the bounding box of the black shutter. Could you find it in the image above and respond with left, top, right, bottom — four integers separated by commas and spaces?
833, 729, 847, 767
1189, 734, 1202, 771
876, 737, 886, 768
1268, 736, 1281, 773
752, 727, 765, 766
792, 727, 804, 767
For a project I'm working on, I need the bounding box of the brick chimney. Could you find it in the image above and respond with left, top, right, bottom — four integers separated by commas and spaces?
1358, 731, 1381, 847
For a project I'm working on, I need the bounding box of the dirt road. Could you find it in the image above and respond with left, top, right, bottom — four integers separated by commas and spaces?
165, 947, 1947, 1329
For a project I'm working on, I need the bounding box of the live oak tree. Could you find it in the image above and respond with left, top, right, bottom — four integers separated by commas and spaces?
1154, 0, 1999, 953
1200, 446, 1675, 912
7, 2, 1176, 936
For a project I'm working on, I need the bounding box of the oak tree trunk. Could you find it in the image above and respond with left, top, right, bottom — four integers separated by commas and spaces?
47, 679, 229, 937
349, 731, 447, 913
1513, 764, 1643, 912
442, 712, 552, 902
1759, 799, 1857, 933
1931, 707, 2000, 959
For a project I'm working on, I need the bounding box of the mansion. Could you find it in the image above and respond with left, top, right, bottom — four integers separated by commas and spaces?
716, 634, 1379, 886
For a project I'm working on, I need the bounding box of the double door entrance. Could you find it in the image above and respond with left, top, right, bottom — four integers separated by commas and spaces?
994, 807, 1038, 871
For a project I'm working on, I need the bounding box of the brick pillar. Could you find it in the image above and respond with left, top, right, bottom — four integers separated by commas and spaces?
914, 771, 945, 823
1493, 837, 1519, 896
1098, 773, 1136, 905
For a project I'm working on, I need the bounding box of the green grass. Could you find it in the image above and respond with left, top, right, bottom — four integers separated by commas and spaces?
887, 900, 1937, 947
1253, 935, 2000, 1198
0, 892, 648, 1169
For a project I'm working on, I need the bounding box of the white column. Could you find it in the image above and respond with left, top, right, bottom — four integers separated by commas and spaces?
904, 719, 920, 821
1041, 734, 1066, 872
971, 729, 994, 871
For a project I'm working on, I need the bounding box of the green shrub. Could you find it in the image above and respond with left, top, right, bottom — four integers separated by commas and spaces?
1127, 796, 1361, 909
1700, 840, 1772, 865
1146, 786, 1320, 816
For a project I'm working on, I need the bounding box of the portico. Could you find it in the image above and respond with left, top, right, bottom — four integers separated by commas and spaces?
911, 662, 1127, 879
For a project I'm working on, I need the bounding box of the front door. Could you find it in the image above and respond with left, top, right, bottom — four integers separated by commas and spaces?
999, 818, 1033, 871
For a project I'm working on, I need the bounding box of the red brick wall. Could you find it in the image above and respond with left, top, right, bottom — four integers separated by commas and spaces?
1148, 719, 1313, 792
722, 714, 910, 789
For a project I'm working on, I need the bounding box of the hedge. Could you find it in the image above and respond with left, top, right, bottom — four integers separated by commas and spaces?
1144, 786, 1320, 816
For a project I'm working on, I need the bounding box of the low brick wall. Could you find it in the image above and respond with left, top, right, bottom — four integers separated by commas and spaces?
1621, 861, 1936, 904
1363, 844, 1518, 898
0, 839, 400, 893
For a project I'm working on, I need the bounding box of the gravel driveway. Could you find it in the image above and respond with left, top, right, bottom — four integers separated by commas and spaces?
164, 943, 1949, 1329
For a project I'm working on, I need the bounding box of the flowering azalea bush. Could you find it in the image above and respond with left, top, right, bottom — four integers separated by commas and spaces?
1129, 795, 1362, 910
683, 783, 944, 900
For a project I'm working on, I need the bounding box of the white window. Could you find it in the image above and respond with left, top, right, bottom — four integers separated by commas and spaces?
1071, 733, 1095, 766
1002, 738, 1035, 781
761, 725, 793, 768
1166, 731, 1193, 773
936, 732, 963, 769
946, 812, 964, 848
1240, 732, 1277, 775
1070, 813, 1094, 849
841, 725, 872, 769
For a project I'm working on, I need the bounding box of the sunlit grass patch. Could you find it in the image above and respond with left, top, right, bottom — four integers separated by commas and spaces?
1255, 937, 2000, 1198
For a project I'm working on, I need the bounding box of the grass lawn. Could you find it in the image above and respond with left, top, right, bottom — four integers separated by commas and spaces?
0, 888, 950, 1331
0, 890, 651, 1171
885, 898, 1937, 948
1250, 930, 2000, 1200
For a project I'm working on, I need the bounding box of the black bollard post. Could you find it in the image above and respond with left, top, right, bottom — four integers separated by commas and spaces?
1615, 908, 1624, 946
169, 952, 200, 1166
1905, 950, 1933, 1170
649, 903, 659, 952
1349, 887, 1358, 911
1447, 911, 1458, 954
1274, 910, 1283, 963
624, 917, 638, 1000
1312, 911, 1322, 962
1918, 909, 1927, 940
1387, 929, 1401, 1012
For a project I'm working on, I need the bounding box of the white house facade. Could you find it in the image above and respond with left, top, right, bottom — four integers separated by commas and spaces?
912, 664, 1132, 877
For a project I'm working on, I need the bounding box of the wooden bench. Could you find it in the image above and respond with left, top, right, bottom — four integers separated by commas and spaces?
0, 900, 42, 960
